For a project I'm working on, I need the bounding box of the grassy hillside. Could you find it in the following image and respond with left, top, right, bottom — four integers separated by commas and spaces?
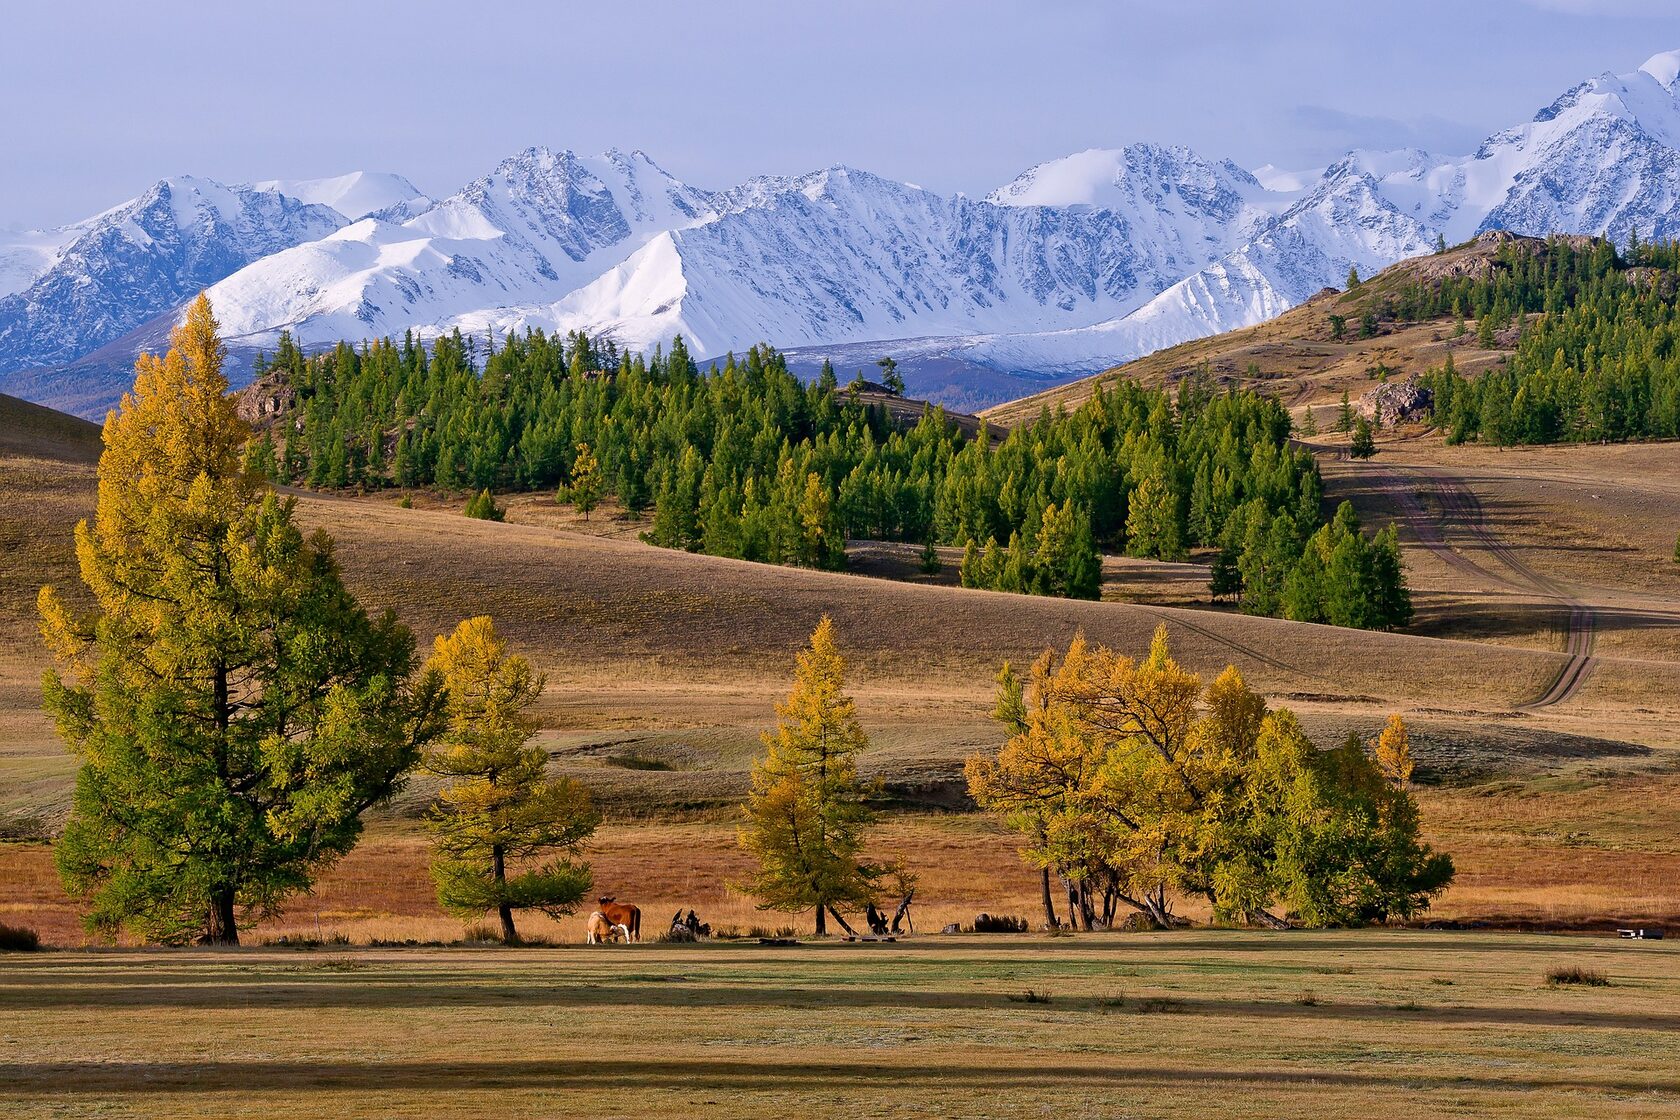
981, 233, 1544, 427
0, 392, 101, 462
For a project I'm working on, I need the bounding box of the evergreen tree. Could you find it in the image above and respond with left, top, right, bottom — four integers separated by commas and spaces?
1329, 314, 1346, 341
959, 538, 982, 587
1210, 545, 1243, 602
465, 489, 504, 521
919, 539, 942, 575
1347, 265, 1361, 289
1337, 391, 1354, 433
876, 356, 905, 395
424, 616, 598, 944
1033, 501, 1102, 600
563, 441, 603, 520
1349, 415, 1376, 459
1299, 407, 1319, 437
38, 296, 442, 945
1125, 471, 1184, 561
737, 617, 882, 934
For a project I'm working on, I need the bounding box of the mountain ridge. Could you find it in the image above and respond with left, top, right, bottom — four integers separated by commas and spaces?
7, 48, 1680, 418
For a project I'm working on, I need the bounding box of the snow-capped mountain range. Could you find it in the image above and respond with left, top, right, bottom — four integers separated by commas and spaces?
7, 49, 1680, 416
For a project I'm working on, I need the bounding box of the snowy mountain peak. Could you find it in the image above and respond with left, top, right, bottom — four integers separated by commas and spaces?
1639, 49, 1680, 91
246, 171, 429, 221
988, 144, 1265, 210
16, 49, 1680, 418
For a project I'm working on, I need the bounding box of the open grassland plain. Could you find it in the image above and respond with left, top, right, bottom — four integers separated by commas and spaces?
4, 933, 1680, 1119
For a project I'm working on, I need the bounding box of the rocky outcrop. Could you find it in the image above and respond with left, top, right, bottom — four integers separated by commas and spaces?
1361, 377, 1433, 426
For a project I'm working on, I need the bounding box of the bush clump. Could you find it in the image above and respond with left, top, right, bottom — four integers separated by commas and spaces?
1545, 965, 1609, 987
0, 923, 41, 951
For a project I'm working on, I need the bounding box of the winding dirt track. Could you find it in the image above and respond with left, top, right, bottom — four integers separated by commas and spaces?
1378, 464, 1597, 708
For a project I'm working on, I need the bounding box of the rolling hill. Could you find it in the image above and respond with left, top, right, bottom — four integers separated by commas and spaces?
980, 230, 1549, 427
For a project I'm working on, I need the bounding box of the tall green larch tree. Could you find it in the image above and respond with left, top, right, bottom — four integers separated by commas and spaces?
38, 295, 443, 945
424, 616, 599, 944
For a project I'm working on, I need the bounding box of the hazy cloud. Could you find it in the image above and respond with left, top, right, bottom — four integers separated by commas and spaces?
1516, 0, 1676, 12
1289, 106, 1487, 158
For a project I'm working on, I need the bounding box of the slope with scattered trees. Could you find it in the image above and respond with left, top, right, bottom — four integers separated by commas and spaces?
244, 326, 1411, 627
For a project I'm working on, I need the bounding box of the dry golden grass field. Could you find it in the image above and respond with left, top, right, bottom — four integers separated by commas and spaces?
4, 381, 1680, 945
4, 933, 1680, 1119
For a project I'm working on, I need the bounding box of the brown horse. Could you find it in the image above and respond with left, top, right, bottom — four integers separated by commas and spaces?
597, 896, 641, 942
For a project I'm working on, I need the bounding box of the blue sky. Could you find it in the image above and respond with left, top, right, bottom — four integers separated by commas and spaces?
4, 0, 1676, 228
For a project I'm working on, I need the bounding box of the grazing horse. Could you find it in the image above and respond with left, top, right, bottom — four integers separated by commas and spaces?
586, 911, 631, 944
597, 896, 641, 942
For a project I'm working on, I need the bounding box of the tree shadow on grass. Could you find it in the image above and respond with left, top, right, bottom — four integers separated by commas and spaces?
4, 1056, 1679, 1098
6, 977, 1679, 1033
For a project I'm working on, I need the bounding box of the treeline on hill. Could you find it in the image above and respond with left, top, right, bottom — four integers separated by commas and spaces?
1368, 234, 1680, 444
250, 329, 1407, 626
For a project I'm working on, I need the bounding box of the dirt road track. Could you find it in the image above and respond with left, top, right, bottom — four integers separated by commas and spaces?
1376, 464, 1597, 708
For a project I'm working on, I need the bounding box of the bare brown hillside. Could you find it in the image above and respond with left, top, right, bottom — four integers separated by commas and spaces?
0, 391, 101, 462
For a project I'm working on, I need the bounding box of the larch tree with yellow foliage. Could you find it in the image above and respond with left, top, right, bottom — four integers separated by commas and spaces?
1372, 714, 1414, 789
424, 616, 599, 944
738, 616, 883, 934
38, 295, 444, 945
968, 624, 1453, 929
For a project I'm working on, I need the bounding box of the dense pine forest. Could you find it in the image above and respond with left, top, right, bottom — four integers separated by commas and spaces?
1371, 235, 1680, 445
249, 331, 1409, 626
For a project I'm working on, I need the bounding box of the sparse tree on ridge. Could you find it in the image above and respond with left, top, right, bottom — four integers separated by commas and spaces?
38, 295, 444, 945
876, 356, 905, 396
738, 617, 883, 934
424, 616, 599, 944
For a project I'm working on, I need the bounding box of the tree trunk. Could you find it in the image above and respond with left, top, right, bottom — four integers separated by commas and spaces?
1246, 908, 1293, 930
1076, 882, 1096, 931
203, 887, 239, 946
815, 905, 827, 936
1040, 868, 1059, 930
492, 844, 517, 944
825, 905, 858, 936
